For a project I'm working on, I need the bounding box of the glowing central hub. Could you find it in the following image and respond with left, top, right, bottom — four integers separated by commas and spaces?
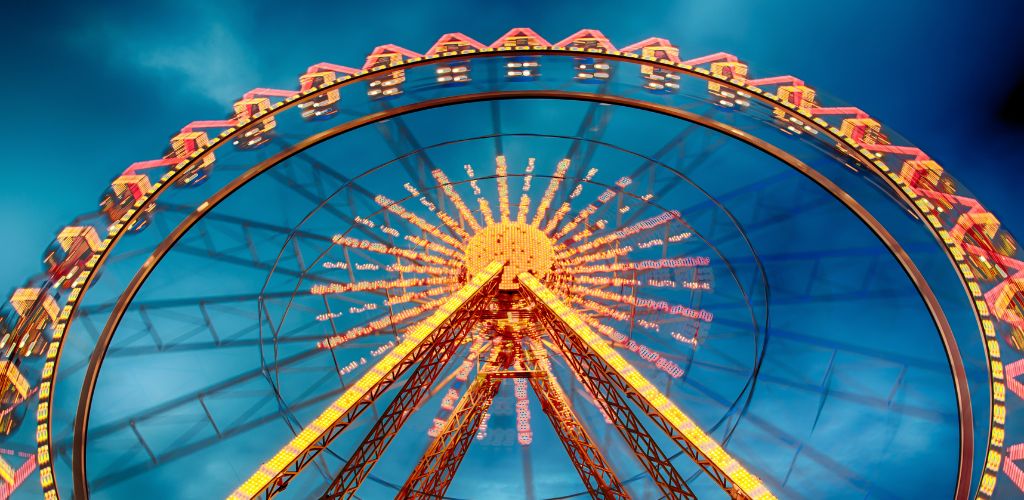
465, 222, 555, 290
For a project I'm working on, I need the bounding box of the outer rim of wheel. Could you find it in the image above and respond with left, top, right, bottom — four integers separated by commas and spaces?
30, 42, 1014, 500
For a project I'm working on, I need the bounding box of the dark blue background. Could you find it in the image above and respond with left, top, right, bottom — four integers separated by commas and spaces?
1, 0, 1021, 291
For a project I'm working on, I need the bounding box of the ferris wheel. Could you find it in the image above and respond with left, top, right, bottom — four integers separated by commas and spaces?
0, 27, 1022, 499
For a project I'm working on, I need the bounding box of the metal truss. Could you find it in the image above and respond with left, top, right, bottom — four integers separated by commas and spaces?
521, 341, 629, 499
320, 328, 634, 500
229, 262, 502, 499
398, 344, 513, 498
321, 304, 484, 497
519, 272, 762, 500
526, 319, 696, 498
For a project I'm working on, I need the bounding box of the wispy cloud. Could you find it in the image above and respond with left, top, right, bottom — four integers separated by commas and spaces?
70, 0, 260, 105
128, 23, 258, 104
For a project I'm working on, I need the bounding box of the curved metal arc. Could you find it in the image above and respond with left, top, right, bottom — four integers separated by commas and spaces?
68, 91, 971, 498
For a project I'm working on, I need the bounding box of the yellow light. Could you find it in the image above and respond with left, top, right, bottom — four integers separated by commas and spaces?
496, 156, 512, 223
10, 288, 59, 321
518, 272, 774, 500
405, 234, 461, 259
532, 159, 571, 227
465, 222, 554, 290
0, 361, 29, 398
374, 195, 465, 250
330, 235, 449, 266
432, 168, 482, 233
0, 455, 14, 486
231, 262, 502, 499
516, 194, 531, 224
553, 204, 597, 240
543, 202, 572, 234
478, 197, 496, 226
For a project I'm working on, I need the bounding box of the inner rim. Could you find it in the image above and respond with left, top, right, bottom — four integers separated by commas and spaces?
74, 91, 966, 497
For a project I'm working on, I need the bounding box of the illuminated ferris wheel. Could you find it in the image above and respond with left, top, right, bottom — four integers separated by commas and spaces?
0, 27, 1023, 499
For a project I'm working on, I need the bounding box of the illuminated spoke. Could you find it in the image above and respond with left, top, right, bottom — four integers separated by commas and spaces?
431, 168, 482, 233
311, 276, 458, 296
518, 157, 536, 223
404, 234, 462, 259
566, 256, 710, 274
385, 264, 461, 276
532, 159, 571, 227
565, 284, 712, 324
435, 210, 471, 241
383, 285, 460, 306
516, 194, 531, 224
374, 195, 465, 251
543, 202, 572, 235
563, 246, 633, 266
496, 156, 512, 223
558, 177, 634, 245
477, 197, 496, 226
558, 210, 679, 260
317, 298, 444, 349
331, 235, 453, 266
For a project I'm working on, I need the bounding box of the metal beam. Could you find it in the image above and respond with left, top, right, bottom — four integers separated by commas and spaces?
321, 299, 484, 498
522, 341, 629, 499
229, 261, 502, 499
398, 344, 511, 498
519, 272, 772, 500
530, 311, 696, 499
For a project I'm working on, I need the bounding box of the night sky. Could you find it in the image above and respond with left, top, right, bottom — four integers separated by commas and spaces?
1, 0, 1022, 289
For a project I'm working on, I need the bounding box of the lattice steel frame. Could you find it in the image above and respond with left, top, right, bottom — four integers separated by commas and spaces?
231, 262, 502, 499
520, 272, 752, 499
522, 320, 696, 497
520, 340, 629, 500
399, 344, 513, 498
321, 298, 486, 498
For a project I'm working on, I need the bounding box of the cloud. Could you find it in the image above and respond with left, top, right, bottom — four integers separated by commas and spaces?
129, 23, 258, 104
70, 0, 260, 106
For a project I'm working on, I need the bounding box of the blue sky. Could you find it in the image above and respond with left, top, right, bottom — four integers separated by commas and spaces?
1, 0, 1022, 289
0, 1, 1020, 496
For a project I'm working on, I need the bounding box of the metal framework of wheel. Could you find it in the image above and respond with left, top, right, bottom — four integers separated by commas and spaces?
0, 27, 1022, 500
